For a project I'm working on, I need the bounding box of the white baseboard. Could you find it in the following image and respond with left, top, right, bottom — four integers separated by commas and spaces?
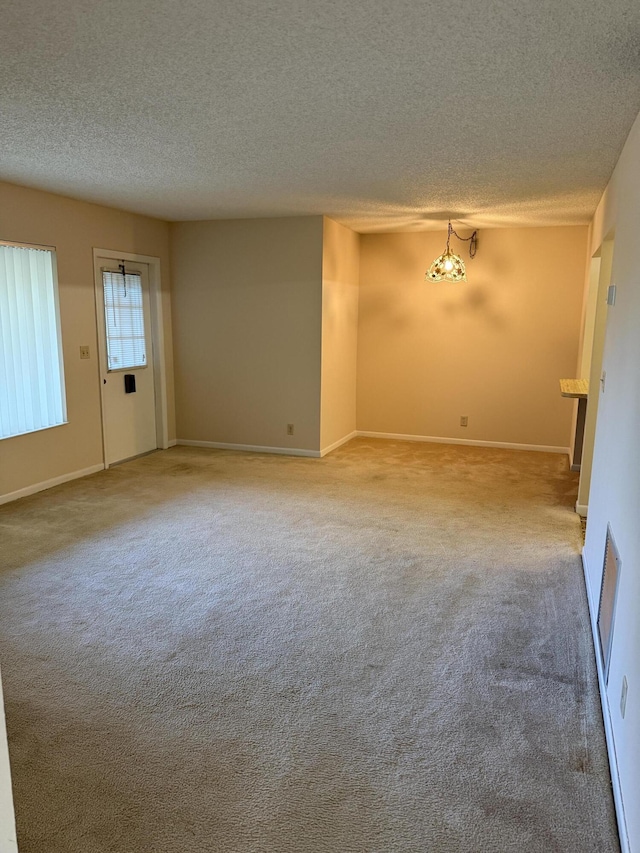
575, 502, 588, 517
581, 550, 630, 853
356, 431, 570, 455
0, 463, 105, 506
320, 431, 358, 457
166, 439, 177, 448
175, 432, 570, 460
176, 439, 321, 458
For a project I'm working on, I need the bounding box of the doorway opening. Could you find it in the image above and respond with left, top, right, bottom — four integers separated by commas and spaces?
576, 233, 614, 516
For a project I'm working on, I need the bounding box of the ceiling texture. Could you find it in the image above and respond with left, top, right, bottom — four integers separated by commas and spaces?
2, 0, 640, 231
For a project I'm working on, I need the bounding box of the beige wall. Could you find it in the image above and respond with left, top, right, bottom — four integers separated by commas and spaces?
357, 226, 588, 449
170, 217, 324, 452
0, 181, 175, 500
583, 108, 640, 852
320, 218, 359, 451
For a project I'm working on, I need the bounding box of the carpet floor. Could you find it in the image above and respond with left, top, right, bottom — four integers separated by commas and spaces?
0, 438, 619, 852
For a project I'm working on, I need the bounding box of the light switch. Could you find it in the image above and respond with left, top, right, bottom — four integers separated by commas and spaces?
80, 346, 90, 359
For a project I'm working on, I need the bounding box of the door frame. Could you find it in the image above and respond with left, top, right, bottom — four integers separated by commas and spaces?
93, 248, 170, 468
575, 232, 615, 516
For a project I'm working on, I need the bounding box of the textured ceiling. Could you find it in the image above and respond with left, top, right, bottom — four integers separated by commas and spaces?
2, 0, 640, 231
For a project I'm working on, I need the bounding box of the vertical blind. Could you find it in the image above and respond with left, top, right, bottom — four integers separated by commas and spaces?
0, 244, 67, 440
102, 271, 147, 371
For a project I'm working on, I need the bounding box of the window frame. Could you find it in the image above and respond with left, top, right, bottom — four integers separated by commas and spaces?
0, 238, 68, 440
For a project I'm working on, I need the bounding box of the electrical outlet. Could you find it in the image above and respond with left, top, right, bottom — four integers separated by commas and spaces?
460, 416, 468, 427
287, 423, 294, 436
621, 676, 628, 719
80, 345, 90, 359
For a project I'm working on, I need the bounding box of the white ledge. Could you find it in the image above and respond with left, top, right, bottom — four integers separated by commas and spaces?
0, 669, 18, 852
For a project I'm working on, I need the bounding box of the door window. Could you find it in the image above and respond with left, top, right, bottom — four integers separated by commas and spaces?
102, 270, 147, 371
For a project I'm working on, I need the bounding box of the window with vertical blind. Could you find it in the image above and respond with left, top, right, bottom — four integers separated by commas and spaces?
0, 242, 67, 440
102, 270, 147, 371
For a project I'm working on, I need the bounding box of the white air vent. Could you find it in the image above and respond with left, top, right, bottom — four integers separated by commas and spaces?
597, 524, 622, 684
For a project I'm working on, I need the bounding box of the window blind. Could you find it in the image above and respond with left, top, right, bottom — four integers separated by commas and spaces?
0, 244, 67, 440
102, 271, 147, 371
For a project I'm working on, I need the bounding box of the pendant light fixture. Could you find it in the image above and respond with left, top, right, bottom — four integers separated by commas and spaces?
426, 220, 478, 282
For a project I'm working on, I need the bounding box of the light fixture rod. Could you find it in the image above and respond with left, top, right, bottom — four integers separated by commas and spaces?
447, 221, 478, 258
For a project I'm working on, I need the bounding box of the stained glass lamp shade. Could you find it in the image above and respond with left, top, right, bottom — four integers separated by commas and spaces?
426, 249, 467, 282
426, 220, 477, 282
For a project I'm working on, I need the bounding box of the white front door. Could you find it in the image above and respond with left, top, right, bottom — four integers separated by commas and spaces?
95, 258, 157, 465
